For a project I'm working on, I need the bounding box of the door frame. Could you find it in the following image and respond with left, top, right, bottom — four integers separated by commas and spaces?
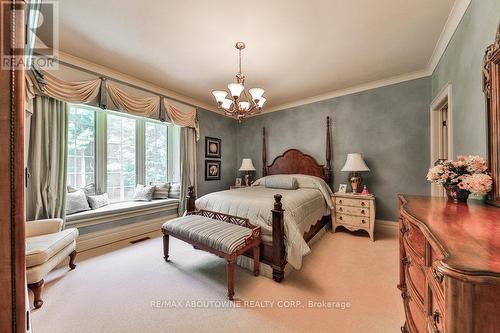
430, 83, 454, 197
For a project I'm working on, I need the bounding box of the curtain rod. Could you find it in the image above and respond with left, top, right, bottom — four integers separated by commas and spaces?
32, 52, 201, 110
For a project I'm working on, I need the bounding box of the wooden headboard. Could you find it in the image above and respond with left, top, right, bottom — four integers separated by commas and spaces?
262, 117, 332, 188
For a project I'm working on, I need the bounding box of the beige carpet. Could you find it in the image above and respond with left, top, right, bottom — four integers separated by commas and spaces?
31, 229, 404, 333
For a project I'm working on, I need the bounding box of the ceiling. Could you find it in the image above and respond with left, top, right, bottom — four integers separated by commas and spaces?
39, 0, 456, 111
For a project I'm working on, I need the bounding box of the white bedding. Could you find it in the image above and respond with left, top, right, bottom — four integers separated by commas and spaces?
195, 174, 333, 269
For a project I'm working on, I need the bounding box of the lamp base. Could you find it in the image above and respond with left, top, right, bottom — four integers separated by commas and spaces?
349, 172, 362, 193
244, 174, 252, 186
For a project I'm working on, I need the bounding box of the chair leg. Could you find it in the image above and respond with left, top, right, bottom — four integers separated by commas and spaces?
253, 246, 260, 276
227, 260, 235, 300
163, 234, 170, 262
69, 250, 77, 270
28, 279, 44, 309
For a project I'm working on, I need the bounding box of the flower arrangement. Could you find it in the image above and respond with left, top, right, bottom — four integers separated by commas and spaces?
427, 156, 492, 201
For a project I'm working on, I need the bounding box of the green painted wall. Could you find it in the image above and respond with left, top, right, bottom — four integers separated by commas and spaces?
431, 0, 500, 157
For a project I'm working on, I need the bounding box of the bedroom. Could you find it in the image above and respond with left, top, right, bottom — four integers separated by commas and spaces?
1, 0, 499, 332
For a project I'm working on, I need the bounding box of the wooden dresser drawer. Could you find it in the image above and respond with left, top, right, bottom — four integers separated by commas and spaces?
336, 213, 369, 227
427, 284, 445, 333
335, 197, 370, 208
335, 205, 369, 217
402, 221, 426, 262
403, 255, 426, 306
404, 287, 426, 333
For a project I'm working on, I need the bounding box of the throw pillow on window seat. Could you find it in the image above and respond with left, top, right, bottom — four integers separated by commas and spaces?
169, 183, 181, 199
67, 183, 96, 195
151, 182, 171, 199
133, 184, 155, 201
66, 189, 91, 215
87, 193, 109, 210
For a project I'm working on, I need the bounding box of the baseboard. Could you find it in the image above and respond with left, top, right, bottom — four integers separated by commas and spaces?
375, 219, 399, 237
76, 214, 177, 252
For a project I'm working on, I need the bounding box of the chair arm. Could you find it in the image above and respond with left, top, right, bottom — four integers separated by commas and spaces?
25, 218, 64, 237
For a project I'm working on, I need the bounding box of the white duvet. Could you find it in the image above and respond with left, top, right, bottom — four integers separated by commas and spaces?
195, 174, 333, 269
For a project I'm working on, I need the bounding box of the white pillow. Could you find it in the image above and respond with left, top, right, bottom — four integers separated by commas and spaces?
263, 175, 299, 190
66, 189, 91, 215
87, 193, 109, 210
133, 184, 155, 201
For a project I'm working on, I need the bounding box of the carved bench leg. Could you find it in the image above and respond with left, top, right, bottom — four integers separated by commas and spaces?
163, 234, 170, 262
253, 246, 260, 276
273, 268, 284, 283
69, 250, 77, 270
28, 279, 44, 309
227, 260, 235, 300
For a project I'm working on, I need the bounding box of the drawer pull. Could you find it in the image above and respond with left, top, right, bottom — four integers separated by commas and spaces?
401, 256, 410, 266
432, 310, 443, 333
361, 219, 366, 224
339, 216, 343, 221
400, 327, 408, 333
360, 209, 365, 214
361, 202, 366, 206
401, 291, 409, 300
339, 200, 343, 204
400, 225, 409, 236
339, 207, 343, 212
432, 268, 444, 284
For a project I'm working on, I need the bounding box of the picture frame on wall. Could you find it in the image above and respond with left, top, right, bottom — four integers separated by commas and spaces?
205, 137, 221, 158
205, 160, 221, 181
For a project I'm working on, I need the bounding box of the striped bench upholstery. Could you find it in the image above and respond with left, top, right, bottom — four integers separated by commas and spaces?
164, 215, 252, 253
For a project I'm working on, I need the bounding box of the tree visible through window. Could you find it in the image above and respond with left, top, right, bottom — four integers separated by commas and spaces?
107, 114, 136, 201
145, 121, 168, 184
67, 107, 95, 188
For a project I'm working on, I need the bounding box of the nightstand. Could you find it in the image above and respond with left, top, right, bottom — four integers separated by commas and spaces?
331, 192, 376, 241
229, 185, 248, 190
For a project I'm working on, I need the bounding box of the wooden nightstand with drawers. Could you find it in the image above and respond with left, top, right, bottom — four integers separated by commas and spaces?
331, 192, 376, 241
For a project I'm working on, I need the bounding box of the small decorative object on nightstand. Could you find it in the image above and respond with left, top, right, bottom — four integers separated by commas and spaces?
331, 192, 376, 241
341, 153, 370, 193
239, 158, 256, 186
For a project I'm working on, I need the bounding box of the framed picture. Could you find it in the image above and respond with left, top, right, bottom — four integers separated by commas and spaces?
235, 178, 242, 186
338, 184, 347, 193
205, 160, 221, 181
205, 137, 221, 158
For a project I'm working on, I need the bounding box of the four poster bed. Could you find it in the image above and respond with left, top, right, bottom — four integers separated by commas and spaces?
186, 117, 333, 282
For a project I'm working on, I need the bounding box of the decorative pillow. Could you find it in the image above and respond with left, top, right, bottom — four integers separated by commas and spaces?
264, 175, 299, 190
67, 183, 95, 195
87, 193, 109, 210
65, 189, 91, 215
152, 182, 171, 199
169, 183, 181, 199
133, 184, 155, 201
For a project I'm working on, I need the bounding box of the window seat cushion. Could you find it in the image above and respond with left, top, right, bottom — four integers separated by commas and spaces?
66, 199, 179, 223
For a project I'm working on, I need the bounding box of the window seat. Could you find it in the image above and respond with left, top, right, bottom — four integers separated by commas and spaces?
66, 199, 179, 252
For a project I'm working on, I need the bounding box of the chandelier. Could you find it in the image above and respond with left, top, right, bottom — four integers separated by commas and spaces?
212, 42, 266, 121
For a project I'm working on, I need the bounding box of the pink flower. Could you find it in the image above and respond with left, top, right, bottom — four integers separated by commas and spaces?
459, 174, 493, 195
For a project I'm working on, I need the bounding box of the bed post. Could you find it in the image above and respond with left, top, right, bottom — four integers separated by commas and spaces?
272, 194, 285, 283
186, 186, 196, 213
325, 116, 332, 188
262, 127, 267, 177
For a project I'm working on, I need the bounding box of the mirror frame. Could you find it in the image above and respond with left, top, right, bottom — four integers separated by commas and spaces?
483, 23, 500, 207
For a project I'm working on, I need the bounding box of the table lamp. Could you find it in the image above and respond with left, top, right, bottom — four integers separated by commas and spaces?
239, 158, 256, 186
341, 153, 370, 193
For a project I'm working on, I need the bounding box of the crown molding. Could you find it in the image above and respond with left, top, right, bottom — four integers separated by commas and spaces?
427, 0, 472, 73
263, 69, 431, 114
55, 51, 222, 114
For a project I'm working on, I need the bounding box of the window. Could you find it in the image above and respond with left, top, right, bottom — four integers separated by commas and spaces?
67, 107, 95, 188
107, 114, 136, 201
66, 105, 179, 202
145, 121, 168, 184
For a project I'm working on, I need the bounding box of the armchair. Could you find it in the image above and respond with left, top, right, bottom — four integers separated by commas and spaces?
25, 218, 79, 309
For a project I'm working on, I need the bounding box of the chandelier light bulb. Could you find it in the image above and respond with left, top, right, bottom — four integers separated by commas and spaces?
228, 83, 244, 98
249, 88, 265, 101
212, 90, 227, 103
257, 97, 266, 108
238, 101, 250, 111
221, 99, 233, 110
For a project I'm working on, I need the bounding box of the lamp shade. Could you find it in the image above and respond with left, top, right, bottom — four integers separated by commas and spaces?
212, 90, 227, 103
228, 83, 244, 98
341, 153, 370, 172
239, 158, 256, 172
249, 88, 265, 101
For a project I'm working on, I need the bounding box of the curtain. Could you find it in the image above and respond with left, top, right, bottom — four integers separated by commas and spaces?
163, 98, 199, 140
27, 96, 69, 222
178, 127, 197, 215
105, 81, 160, 118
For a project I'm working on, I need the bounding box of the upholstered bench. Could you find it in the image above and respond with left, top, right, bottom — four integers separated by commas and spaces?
162, 210, 261, 300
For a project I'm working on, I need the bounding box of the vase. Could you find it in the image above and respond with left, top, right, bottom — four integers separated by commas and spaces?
444, 184, 470, 202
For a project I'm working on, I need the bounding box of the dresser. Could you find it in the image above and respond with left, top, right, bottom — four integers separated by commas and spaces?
398, 195, 500, 333
331, 193, 375, 241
